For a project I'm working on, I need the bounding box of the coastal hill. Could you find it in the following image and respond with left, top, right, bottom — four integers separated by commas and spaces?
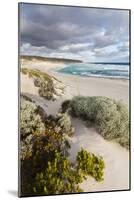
21, 55, 83, 63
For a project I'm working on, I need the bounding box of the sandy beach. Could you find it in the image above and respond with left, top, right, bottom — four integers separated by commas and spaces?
21, 59, 129, 104
51, 71, 129, 105
21, 59, 129, 192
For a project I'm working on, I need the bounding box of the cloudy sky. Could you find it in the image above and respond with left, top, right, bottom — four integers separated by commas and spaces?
20, 3, 129, 63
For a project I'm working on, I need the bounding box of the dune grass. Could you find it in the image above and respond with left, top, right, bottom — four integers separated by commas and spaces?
21, 68, 64, 100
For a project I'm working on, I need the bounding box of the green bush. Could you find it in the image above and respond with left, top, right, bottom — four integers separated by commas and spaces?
21, 68, 64, 100
77, 149, 105, 182
20, 134, 33, 160
20, 98, 45, 137
61, 100, 71, 113
20, 97, 105, 196
57, 112, 75, 136
32, 149, 105, 195
33, 150, 83, 195
69, 96, 129, 148
20, 97, 46, 160
34, 76, 55, 100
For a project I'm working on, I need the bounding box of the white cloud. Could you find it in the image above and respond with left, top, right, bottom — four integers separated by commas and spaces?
59, 43, 91, 52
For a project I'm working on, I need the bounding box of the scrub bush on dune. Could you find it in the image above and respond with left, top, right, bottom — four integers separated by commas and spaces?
20, 97, 105, 196
76, 149, 105, 182
33, 149, 105, 195
20, 97, 45, 137
67, 96, 129, 149
21, 68, 64, 100
57, 112, 75, 136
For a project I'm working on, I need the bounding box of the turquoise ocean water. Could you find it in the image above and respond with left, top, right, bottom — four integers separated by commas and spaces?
58, 63, 129, 79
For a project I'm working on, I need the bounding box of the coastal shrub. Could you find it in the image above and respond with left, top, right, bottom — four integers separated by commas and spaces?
20, 97, 46, 161
20, 134, 33, 160
57, 112, 74, 136
77, 149, 105, 182
32, 149, 105, 195
69, 96, 129, 148
33, 150, 83, 195
21, 68, 64, 100
34, 76, 55, 100
20, 97, 105, 196
20, 98, 45, 137
20, 116, 73, 195
61, 100, 71, 113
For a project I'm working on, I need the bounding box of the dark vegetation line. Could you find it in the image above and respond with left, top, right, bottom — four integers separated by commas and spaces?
21, 55, 83, 63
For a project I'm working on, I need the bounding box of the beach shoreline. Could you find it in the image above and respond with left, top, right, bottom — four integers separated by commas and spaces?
50, 70, 129, 105
21, 59, 129, 104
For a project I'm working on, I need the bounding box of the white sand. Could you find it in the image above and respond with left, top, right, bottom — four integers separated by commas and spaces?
21, 74, 39, 95
21, 59, 64, 72
69, 118, 129, 191
20, 58, 130, 191
21, 58, 129, 104
50, 71, 129, 105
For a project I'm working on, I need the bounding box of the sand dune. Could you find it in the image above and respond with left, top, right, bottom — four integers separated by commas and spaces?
20, 59, 129, 192
21, 59, 64, 72
69, 118, 129, 191
21, 74, 39, 95
20, 92, 130, 191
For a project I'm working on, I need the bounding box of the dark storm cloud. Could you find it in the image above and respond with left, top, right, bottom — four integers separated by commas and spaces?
20, 3, 129, 62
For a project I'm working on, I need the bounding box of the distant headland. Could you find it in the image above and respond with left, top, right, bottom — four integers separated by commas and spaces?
21, 55, 83, 63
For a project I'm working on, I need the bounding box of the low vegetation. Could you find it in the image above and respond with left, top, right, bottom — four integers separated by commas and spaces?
20, 97, 105, 196
61, 96, 129, 149
56, 112, 75, 136
20, 97, 45, 137
21, 68, 64, 100
77, 149, 105, 182
21, 55, 82, 63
